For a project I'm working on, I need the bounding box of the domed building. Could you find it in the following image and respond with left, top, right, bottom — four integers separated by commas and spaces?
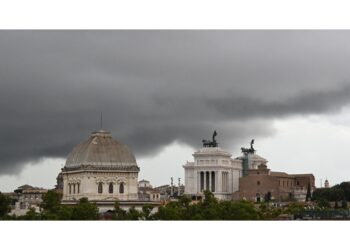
61, 130, 157, 211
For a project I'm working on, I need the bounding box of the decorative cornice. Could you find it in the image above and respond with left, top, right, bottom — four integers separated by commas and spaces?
62, 164, 139, 173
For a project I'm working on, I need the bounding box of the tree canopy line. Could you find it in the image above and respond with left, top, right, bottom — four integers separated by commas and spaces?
311, 182, 350, 209
0, 182, 350, 220
0, 190, 263, 220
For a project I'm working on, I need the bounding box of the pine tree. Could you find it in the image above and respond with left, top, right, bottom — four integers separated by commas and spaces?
0, 192, 12, 218
306, 182, 312, 202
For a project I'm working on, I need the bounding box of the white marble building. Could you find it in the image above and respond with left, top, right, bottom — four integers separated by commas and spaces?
183, 146, 242, 200
61, 130, 159, 211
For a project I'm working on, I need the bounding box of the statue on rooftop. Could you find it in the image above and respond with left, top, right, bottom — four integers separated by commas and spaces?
202, 130, 218, 147
241, 139, 256, 154
250, 139, 255, 151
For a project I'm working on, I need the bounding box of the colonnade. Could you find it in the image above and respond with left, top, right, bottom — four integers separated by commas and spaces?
198, 171, 216, 192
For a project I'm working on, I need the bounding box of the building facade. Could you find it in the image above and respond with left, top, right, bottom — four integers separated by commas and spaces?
6, 185, 48, 216
61, 130, 159, 211
184, 134, 315, 202
235, 163, 315, 202
183, 133, 242, 200
138, 180, 161, 201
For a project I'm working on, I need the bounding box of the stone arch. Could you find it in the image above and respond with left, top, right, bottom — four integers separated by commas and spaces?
109, 183, 114, 194
119, 182, 124, 194
98, 182, 103, 194
256, 193, 261, 202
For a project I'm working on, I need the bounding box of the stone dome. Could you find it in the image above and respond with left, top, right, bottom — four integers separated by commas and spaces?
64, 130, 139, 170
249, 153, 268, 163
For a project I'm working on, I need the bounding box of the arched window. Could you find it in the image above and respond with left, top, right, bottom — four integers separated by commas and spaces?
119, 183, 124, 194
77, 183, 80, 194
73, 184, 76, 194
256, 193, 261, 203
69, 184, 71, 194
109, 183, 113, 194
98, 182, 103, 194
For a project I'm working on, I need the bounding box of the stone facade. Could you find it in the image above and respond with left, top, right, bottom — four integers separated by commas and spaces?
138, 180, 161, 201
61, 130, 159, 211
235, 163, 315, 202
7, 185, 48, 216
184, 138, 316, 203
138, 179, 152, 188
184, 146, 242, 200
62, 170, 139, 201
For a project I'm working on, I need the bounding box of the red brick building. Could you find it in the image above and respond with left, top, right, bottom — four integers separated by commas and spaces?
233, 163, 315, 202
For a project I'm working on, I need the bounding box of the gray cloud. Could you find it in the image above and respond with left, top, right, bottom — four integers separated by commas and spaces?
206, 84, 350, 119
1, 30, 350, 175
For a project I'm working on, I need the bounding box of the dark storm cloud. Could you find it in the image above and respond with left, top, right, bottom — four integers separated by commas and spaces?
206, 84, 350, 119
1, 30, 350, 174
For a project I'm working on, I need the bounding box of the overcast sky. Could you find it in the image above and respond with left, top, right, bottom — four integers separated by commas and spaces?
1, 30, 350, 191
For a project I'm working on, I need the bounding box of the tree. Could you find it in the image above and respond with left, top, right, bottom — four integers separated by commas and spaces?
112, 202, 143, 220
339, 182, 350, 201
40, 190, 63, 219
17, 207, 41, 220
312, 185, 345, 207
141, 204, 154, 220
342, 200, 348, 209
316, 198, 331, 209
125, 207, 142, 220
57, 205, 73, 220
0, 192, 12, 219
39, 190, 74, 220
196, 191, 220, 220
153, 194, 195, 220
306, 182, 312, 202
113, 201, 127, 220
71, 198, 99, 220
202, 190, 218, 207
334, 201, 339, 209
219, 200, 260, 220
153, 191, 262, 220
178, 195, 191, 209
153, 202, 186, 220
285, 202, 305, 219
41, 190, 62, 212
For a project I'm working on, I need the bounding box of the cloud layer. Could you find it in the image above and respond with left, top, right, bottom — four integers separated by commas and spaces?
1, 30, 350, 174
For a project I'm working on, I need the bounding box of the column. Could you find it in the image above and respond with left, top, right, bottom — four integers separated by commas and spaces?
221, 171, 226, 192
200, 171, 204, 192
209, 171, 212, 192
211, 171, 215, 192
223, 172, 226, 192
196, 171, 199, 193
203, 171, 206, 191
63, 176, 68, 197
206, 171, 210, 190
